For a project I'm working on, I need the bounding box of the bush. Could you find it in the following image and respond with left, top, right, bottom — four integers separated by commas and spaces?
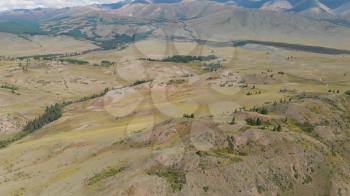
229, 116, 235, 125
183, 113, 195, 118
132, 80, 150, 86
101, 60, 114, 67
302, 175, 313, 184
203, 186, 209, 192
273, 124, 282, 132
296, 122, 314, 133
166, 79, 185, 85
73, 88, 109, 103
202, 63, 222, 72
147, 166, 186, 192
251, 106, 268, 115
345, 90, 350, 96
0, 131, 29, 148
87, 166, 125, 185
0, 84, 18, 91
246, 117, 262, 126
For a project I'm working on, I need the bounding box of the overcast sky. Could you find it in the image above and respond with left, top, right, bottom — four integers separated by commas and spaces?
0, 0, 121, 11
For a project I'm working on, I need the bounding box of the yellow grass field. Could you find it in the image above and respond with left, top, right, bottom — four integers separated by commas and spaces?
0, 39, 350, 195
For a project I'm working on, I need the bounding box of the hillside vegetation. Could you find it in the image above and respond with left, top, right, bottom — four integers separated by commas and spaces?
0, 19, 43, 34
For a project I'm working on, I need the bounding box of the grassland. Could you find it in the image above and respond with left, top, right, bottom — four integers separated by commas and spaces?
0, 39, 349, 195
0, 33, 99, 57
0, 57, 123, 137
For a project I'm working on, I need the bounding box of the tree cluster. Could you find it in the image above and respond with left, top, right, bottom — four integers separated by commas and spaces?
162, 55, 218, 63
59, 58, 89, 65
23, 104, 62, 132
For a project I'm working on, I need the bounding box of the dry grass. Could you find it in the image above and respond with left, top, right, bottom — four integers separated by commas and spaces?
0, 39, 349, 195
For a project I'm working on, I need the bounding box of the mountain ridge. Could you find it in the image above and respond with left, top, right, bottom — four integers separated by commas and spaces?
1, 0, 350, 50
101, 0, 349, 14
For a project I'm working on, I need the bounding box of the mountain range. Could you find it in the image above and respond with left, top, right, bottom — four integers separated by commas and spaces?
0, 0, 350, 50
2, 0, 350, 20
101, 0, 350, 17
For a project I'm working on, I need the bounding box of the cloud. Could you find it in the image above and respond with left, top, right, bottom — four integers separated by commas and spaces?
0, 0, 122, 11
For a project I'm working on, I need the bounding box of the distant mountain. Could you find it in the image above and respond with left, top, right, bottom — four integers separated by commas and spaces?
1, 0, 350, 50
100, 0, 182, 9
260, 0, 293, 11
2, 0, 349, 19
205, 0, 349, 10
98, 0, 350, 22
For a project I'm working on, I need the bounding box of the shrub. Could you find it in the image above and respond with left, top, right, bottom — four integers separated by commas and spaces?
196, 151, 209, 157
73, 88, 109, 103
0, 84, 18, 91
260, 107, 268, 114
345, 90, 350, 96
166, 79, 185, 85
302, 175, 313, 184
132, 80, 149, 86
273, 124, 282, 132
229, 116, 235, 125
87, 166, 125, 185
147, 166, 186, 192
101, 60, 114, 67
183, 113, 195, 118
246, 117, 262, 126
203, 186, 209, 192
251, 106, 268, 114
0, 131, 29, 148
296, 122, 314, 133
202, 63, 222, 72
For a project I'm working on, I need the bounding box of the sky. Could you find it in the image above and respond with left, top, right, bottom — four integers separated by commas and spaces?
0, 0, 122, 11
